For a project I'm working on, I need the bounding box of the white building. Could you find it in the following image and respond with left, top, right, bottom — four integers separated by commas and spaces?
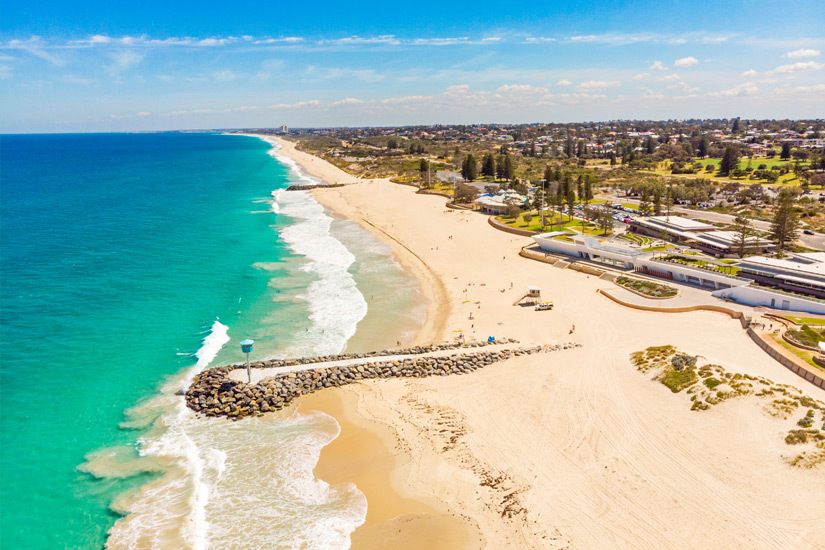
629, 216, 773, 256
531, 232, 825, 314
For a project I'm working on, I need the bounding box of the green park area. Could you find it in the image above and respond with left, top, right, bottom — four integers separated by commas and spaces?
641, 158, 808, 186
496, 211, 611, 236
661, 255, 740, 275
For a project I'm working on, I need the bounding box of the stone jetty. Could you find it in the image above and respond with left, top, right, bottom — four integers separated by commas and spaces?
285, 183, 346, 191
186, 339, 581, 420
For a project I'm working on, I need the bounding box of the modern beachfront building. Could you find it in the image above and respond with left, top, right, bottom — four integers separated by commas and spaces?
475, 192, 528, 215
737, 254, 825, 299
531, 232, 825, 314
627, 216, 773, 257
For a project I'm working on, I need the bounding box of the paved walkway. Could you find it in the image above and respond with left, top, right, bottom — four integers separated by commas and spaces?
603, 287, 758, 316
228, 342, 524, 384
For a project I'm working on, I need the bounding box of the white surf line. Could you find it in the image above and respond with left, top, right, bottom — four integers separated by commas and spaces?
227, 343, 529, 384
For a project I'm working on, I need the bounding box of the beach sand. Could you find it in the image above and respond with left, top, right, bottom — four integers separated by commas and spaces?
266, 135, 825, 549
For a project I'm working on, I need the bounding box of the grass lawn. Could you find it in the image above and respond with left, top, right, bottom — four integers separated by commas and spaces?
497, 212, 611, 236
779, 315, 825, 327
620, 203, 640, 210
774, 336, 824, 372
662, 255, 740, 275
641, 157, 807, 187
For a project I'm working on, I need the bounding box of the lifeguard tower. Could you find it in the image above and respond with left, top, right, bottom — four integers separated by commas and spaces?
513, 285, 542, 306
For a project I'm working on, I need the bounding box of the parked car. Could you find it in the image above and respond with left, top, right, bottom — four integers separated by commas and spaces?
804, 229, 815, 235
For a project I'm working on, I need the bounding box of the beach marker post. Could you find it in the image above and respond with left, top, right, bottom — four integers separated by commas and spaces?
240, 339, 254, 383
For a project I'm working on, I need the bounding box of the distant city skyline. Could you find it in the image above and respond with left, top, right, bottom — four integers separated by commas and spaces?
1, 0, 824, 132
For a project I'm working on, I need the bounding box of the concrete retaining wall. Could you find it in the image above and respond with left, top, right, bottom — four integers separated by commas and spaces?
488, 216, 539, 237
599, 289, 751, 329
747, 328, 825, 389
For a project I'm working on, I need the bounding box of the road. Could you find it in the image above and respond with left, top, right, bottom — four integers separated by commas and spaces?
596, 193, 825, 251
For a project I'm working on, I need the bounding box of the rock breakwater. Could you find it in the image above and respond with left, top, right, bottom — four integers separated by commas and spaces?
186, 340, 581, 420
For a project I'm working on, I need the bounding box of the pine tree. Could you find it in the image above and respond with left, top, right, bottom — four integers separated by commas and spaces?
495, 155, 506, 180
481, 153, 495, 177
639, 189, 652, 216
543, 164, 554, 184
461, 154, 478, 181
503, 156, 515, 181
653, 192, 662, 216
565, 182, 576, 221
696, 136, 708, 158
732, 216, 754, 258
564, 137, 574, 158
780, 142, 792, 160
584, 177, 594, 204
719, 146, 740, 176
770, 188, 799, 254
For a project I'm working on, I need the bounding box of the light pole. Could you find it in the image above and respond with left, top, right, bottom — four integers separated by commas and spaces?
540, 179, 546, 231
240, 339, 254, 383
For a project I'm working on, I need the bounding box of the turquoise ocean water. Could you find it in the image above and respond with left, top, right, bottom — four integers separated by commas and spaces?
0, 133, 425, 549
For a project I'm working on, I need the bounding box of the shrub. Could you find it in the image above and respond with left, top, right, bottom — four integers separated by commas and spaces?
661, 366, 698, 392
704, 377, 722, 389
672, 354, 698, 371
798, 410, 815, 428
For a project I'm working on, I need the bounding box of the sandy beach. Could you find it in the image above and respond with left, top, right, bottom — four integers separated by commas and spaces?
266, 135, 825, 549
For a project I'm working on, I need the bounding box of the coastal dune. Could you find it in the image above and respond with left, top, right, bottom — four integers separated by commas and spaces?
268, 136, 825, 549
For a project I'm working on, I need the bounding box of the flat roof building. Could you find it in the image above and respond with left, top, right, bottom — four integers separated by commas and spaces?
628, 216, 773, 256
738, 253, 825, 299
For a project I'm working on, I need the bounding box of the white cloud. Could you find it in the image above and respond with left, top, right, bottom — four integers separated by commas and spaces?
649, 60, 667, 70
496, 84, 549, 94
108, 50, 144, 71
567, 33, 659, 45
785, 48, 820, 58
632, 73, 649, 81
577, 80, 620, 91
137, 111, 150, 116
268, 100, 322, 109
524, 37, 556, 43
741, 69, 758, 77
212, 70, 238, 82
555, 79, 572, 86
673, 56, 698, 67
197, 37, 233, 46
766, 61, 824, 75
701, 36, 729, 44
89, 35, 111, 44
659, 73, 681, 82
770, 84, 825, 96
62, 74, 94, 85
233, 105, 261, 111
0, 64, 12, 79
708, 82, 759, 97
380, 95, 432, 104
667, 81, 699, 93
328, 97, 364, 107
254, 37, 304, 44
7, 37, 67, 66
325, 35, 401, 46
412, 37, 469, 46
482, 37, 502, 42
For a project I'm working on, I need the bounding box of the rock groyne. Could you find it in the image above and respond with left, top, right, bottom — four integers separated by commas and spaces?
186, 340, 580, 420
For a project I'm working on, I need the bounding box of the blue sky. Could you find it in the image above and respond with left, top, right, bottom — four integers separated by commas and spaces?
1, 0, 823, 132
